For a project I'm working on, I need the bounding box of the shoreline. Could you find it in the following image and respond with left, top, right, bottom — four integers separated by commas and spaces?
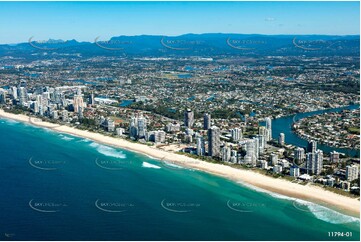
0, 109, 360, 218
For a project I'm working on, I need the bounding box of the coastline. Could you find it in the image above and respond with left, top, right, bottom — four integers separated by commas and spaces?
0, 109, 360, 217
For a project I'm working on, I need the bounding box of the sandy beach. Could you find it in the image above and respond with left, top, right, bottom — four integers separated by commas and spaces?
0, 109, 359, 217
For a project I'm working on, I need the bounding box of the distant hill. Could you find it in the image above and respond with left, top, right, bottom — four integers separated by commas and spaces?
0, 33, 359, 58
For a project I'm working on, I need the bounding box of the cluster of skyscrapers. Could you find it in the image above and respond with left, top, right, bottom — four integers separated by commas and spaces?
129, 113, 147, 140
0, 84, 86, 122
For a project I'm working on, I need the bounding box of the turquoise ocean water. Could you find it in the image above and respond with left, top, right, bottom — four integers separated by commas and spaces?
0, 118, 359, 241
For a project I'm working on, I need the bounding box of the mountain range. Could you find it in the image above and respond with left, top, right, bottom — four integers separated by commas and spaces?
1, 33, 359, 58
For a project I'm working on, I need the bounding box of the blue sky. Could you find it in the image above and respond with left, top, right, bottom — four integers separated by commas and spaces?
0, 1, 359, 44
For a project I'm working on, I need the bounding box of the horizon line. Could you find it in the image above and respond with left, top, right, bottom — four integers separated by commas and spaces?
3, 33, 360, 45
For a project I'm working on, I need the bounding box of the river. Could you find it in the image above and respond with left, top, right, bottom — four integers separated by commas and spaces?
271, 104, 360, 157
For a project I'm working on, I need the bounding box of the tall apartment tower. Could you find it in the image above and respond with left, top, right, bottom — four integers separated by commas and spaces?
208, 126, 220, 157
184, 109, 194, 128
203, 113, 211, 130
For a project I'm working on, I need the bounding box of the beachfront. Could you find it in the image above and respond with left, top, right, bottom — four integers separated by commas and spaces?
0, 109, 359, 216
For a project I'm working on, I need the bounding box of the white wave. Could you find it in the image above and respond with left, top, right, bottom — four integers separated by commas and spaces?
163, 161, 184, 169
77, 138, 91, 143
89, 142, 126, 159
142, 162, 161, 169
236, 181, 359, 224
59, 134, 74, 141
3, 119, 19, 125
295, 199, 360, 224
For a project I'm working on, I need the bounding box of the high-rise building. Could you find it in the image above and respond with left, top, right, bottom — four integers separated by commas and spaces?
294, 147, 305, 165
107, 119, 115, 132
265, 117, 272, 141
0, 89, 6, 104
244, 139, 257, 166
137, 114, 147, 138
73, 88, 84, 114
18, 87, 28, 106
221, 145, 231, 162
270, 153, 278, 166
51, 110, 58, 120
166, 122, 180, 133
330, 151, 340, 163
89, 92, 95, 106
260, 160, 268, 169
259, 126, 269, 142
129, 115, 138, 139
196, 137, 205, 156
252, 137, 260, 159
307, 140, 317, 153
278, 133, 285, 145
254, 134, 265, 155
208, 126, 220, 157
306, 149, 323, 175
62, 110, 69, 122
231, 128, 242, 142
184, 109, 194, 128
273, 165, 283, 174
230, 150, 238, 163
11, 86, 17, 99
346, 165, 359, 181
148, 130, 166, 143
203, 113, 211, 130
129, 113, 147, 139
290, 166, 300, 177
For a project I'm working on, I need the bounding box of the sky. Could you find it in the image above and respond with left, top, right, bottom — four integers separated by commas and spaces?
0, 1, 359, 44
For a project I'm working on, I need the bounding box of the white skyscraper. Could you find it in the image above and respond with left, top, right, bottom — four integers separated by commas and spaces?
244, 139, 257, 166
346, 165, 359, 181
265, 117, 272, 141
306, 149, 323, 175
18, 87, 28, 106
278, 133, 285, 145
129, 113, 147, 139
73, 88, 84, 114
221, 145, 231, 162
231, 128, 242, 142
196, 137, 205, 156
330, 151, 340, 163
255, 134, 265, 155
290, 166, 300, 177
11, 86, 17, 99
294, 147, 305, 165
270, 153, 278, 166
137, 114, 147, 138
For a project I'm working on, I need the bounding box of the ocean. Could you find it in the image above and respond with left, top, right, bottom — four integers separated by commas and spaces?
0, 118, 359, 241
